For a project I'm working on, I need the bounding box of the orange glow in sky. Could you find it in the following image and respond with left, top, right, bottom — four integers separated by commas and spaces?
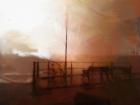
0, 0, 139, 61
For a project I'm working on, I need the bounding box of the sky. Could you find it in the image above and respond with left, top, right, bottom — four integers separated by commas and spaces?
0, 0, 140, 61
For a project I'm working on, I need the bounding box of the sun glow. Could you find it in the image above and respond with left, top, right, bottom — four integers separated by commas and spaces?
0, 0, 137, 60
0, 0, 69, 59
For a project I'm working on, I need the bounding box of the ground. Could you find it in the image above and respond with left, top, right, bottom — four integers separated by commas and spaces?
0, 79, 140, 105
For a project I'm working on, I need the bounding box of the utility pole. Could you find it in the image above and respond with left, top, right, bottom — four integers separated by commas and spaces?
64, 6, 68, 86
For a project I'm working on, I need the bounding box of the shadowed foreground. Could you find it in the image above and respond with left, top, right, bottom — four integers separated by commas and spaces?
0, 78, 140, 105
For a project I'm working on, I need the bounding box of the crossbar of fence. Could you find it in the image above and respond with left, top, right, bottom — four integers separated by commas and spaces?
32, 61, 134, 94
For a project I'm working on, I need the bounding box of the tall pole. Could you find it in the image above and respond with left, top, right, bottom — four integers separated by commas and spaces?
64, 6, 68, 86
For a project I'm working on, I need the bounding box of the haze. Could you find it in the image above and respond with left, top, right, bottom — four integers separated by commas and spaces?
0, 0, 140, 61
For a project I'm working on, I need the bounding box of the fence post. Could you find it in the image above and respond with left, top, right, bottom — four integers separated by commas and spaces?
36, 62, 39, 78
70, 62, 73, 86
110, 62, 113, 81
32, 62, 37, 94
47, 61, 51, 89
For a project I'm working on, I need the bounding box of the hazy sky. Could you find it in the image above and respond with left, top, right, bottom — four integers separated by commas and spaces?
0, 0, 140, 61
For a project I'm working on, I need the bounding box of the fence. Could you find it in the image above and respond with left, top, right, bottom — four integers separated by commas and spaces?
32, 61, 132, 93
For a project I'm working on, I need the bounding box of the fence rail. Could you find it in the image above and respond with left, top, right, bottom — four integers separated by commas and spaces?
32, 61, 135, 94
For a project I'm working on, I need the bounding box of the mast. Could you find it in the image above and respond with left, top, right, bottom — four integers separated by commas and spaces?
64, 6, 68, 86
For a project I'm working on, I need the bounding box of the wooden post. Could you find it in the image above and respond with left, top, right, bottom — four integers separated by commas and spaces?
36, 62, 39, 78
32, 62, 37, 94
70, 62, 73, 85
110, 62, 113, 81
47, 61, 51, 89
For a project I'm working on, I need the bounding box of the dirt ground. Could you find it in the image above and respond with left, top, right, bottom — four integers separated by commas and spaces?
0, 79, 140, 105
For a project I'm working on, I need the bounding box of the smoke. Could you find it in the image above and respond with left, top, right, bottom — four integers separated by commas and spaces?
71, 0, 140, 59
0, 0, 140, 82
0, 0, 139, 61
0, 0, 66, 59
0, 31, 36, 55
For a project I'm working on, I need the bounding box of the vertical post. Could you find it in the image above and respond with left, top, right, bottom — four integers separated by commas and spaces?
47, 61, 51, 89
70, 62, 73, 85
36, 62, 39, 78
110, 62, 113, 81
32, 62, 37, 94
64, 7, 68, 87
128, 64, 132, 80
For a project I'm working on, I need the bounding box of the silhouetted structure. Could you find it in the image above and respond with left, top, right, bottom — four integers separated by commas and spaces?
32, 61, 132, 94
82, 64, 94, 85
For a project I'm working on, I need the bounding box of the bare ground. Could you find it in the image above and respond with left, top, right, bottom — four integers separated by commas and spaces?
0, 79, 140, 105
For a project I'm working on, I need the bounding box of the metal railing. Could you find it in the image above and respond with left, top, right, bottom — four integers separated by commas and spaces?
32, 61, 132, 93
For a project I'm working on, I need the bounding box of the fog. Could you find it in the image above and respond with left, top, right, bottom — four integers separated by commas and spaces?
0, 0, 140, 82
